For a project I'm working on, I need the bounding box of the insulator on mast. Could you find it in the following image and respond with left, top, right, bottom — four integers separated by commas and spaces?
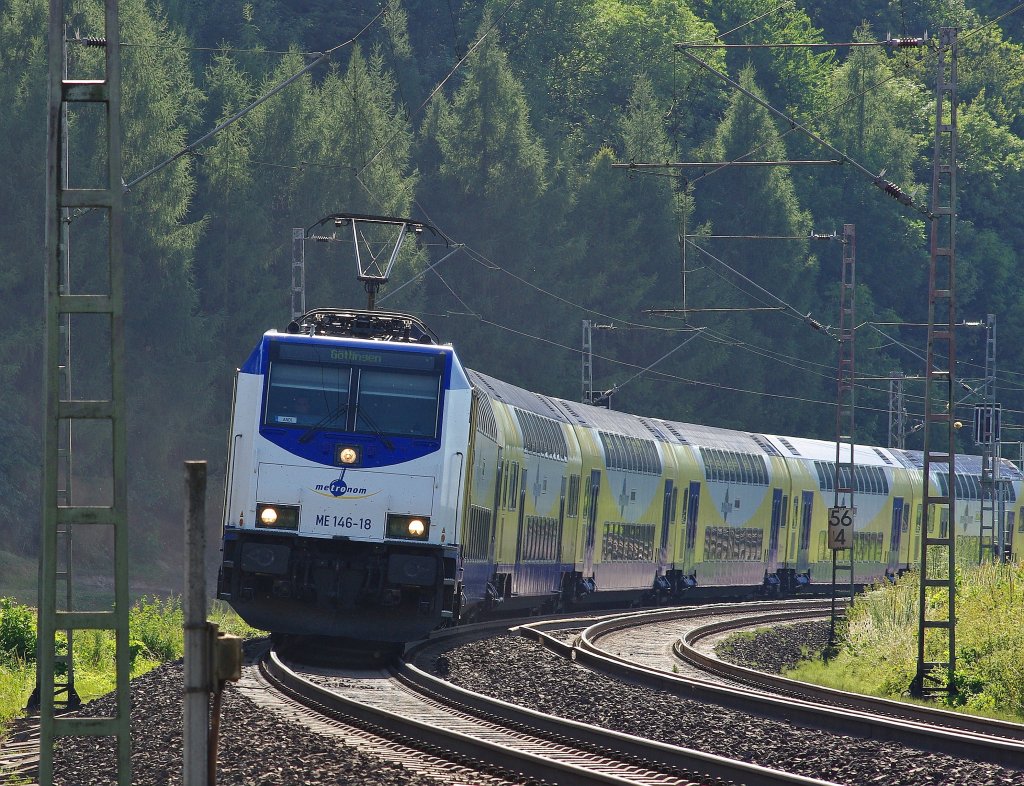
886, 32, 927, 48
873, 175, 914, 206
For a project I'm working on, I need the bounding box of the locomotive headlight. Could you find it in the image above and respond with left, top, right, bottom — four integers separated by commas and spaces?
335, 445, 361, 466
256, 504, 300, 531
386, 513, 430, 540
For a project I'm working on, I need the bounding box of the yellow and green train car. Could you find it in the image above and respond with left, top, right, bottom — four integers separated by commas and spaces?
460, 370, 1023, 613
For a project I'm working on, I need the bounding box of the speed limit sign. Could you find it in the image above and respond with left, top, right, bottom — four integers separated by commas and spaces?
828, 506, 855, 550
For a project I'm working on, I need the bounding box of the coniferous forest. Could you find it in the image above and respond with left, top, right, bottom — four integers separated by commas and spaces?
2, 0, 1024, 587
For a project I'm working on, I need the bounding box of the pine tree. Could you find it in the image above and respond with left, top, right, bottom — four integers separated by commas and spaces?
689, 65, 826, 433
423, 15, 553, 381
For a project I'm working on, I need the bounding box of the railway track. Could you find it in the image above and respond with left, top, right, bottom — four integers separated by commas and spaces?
260, 636, 839, 786
0, 717, 39, 783
675, 604, 1024, 743
516, 599, 1024, 769
6, 599, 1024, 785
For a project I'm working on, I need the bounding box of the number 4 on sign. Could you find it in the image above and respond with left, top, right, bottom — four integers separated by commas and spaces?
828, 506, 855, 550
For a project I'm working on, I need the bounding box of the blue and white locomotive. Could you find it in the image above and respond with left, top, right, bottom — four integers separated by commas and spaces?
219, 308, 1023, 644
218, 309, 470, 641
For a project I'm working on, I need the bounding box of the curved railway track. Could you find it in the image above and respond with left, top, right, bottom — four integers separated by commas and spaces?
6, 600, 1023, 785
516, 599, 1024, 769
675, 604, 1024, 743
257, 633, 839, 786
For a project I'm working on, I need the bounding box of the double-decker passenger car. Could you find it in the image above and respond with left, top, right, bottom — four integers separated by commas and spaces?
219, 308, 1023, 643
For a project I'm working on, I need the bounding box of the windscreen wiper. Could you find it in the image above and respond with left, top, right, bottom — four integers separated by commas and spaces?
298, 403, 348, 444
354, 407, 394, 451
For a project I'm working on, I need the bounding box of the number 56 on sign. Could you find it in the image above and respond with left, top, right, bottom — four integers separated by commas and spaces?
828, 506, 855, 550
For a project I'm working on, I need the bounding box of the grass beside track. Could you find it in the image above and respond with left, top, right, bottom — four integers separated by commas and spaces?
781, 561, 1024, 722
0, 596, 264, 737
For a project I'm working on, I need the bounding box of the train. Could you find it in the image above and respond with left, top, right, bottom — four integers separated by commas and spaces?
217, 307, 1023, 644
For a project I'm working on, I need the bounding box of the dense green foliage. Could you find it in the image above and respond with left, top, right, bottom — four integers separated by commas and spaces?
3, 1, 1024, 587
787, 563, 1024, 719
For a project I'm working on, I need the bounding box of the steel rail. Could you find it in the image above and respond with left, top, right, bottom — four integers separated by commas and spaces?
264, 650, 691, 786
528, 604, 1024, 769
397, 648, 839, 786
675, 608, 1024, 743
265, 641, 839, 786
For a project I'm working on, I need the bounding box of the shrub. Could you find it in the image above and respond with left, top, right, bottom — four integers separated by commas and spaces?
794, 562, 1024, 721
0, 598, 36, 665
128, 596, 184, 663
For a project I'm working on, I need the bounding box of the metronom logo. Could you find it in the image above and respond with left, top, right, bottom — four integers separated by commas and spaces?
315, 479, 368, 497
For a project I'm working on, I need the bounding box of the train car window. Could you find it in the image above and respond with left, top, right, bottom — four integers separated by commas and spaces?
781, 495, 789, 527
356, 368, 441, 438
746, 453, 766, 485
464, 506, 492, 561
700, 448, 768, 486
508, 462, 520, 510
515, 409, 568, 459
854, 531, 883, 561
814, 461, 830, 492
815, 461, 887, 495
475, 395, 498, 440
522, 516, 559, 561
598, 431, 662, 475
602, 522, 655, 561
265, 341, 443, 437
369, 365, 435, 436
265, 361, 351, 427
567, 474, 580, 518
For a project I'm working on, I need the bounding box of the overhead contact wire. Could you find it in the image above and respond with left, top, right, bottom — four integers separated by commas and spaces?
123, 6, 388, 191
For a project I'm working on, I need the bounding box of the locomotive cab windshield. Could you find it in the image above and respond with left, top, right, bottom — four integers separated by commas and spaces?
263, 339, 444, 439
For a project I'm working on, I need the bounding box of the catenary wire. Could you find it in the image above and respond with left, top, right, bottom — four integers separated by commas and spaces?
356, 0, 524, 178
675, 4, 1024, 193
123, 6, 388, 190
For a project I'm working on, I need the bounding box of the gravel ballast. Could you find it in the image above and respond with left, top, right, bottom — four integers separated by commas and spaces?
714, 619, 831, 673
25, 621, 1024, 786
431, 632, 1024, 786
50, 661, 437, 786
